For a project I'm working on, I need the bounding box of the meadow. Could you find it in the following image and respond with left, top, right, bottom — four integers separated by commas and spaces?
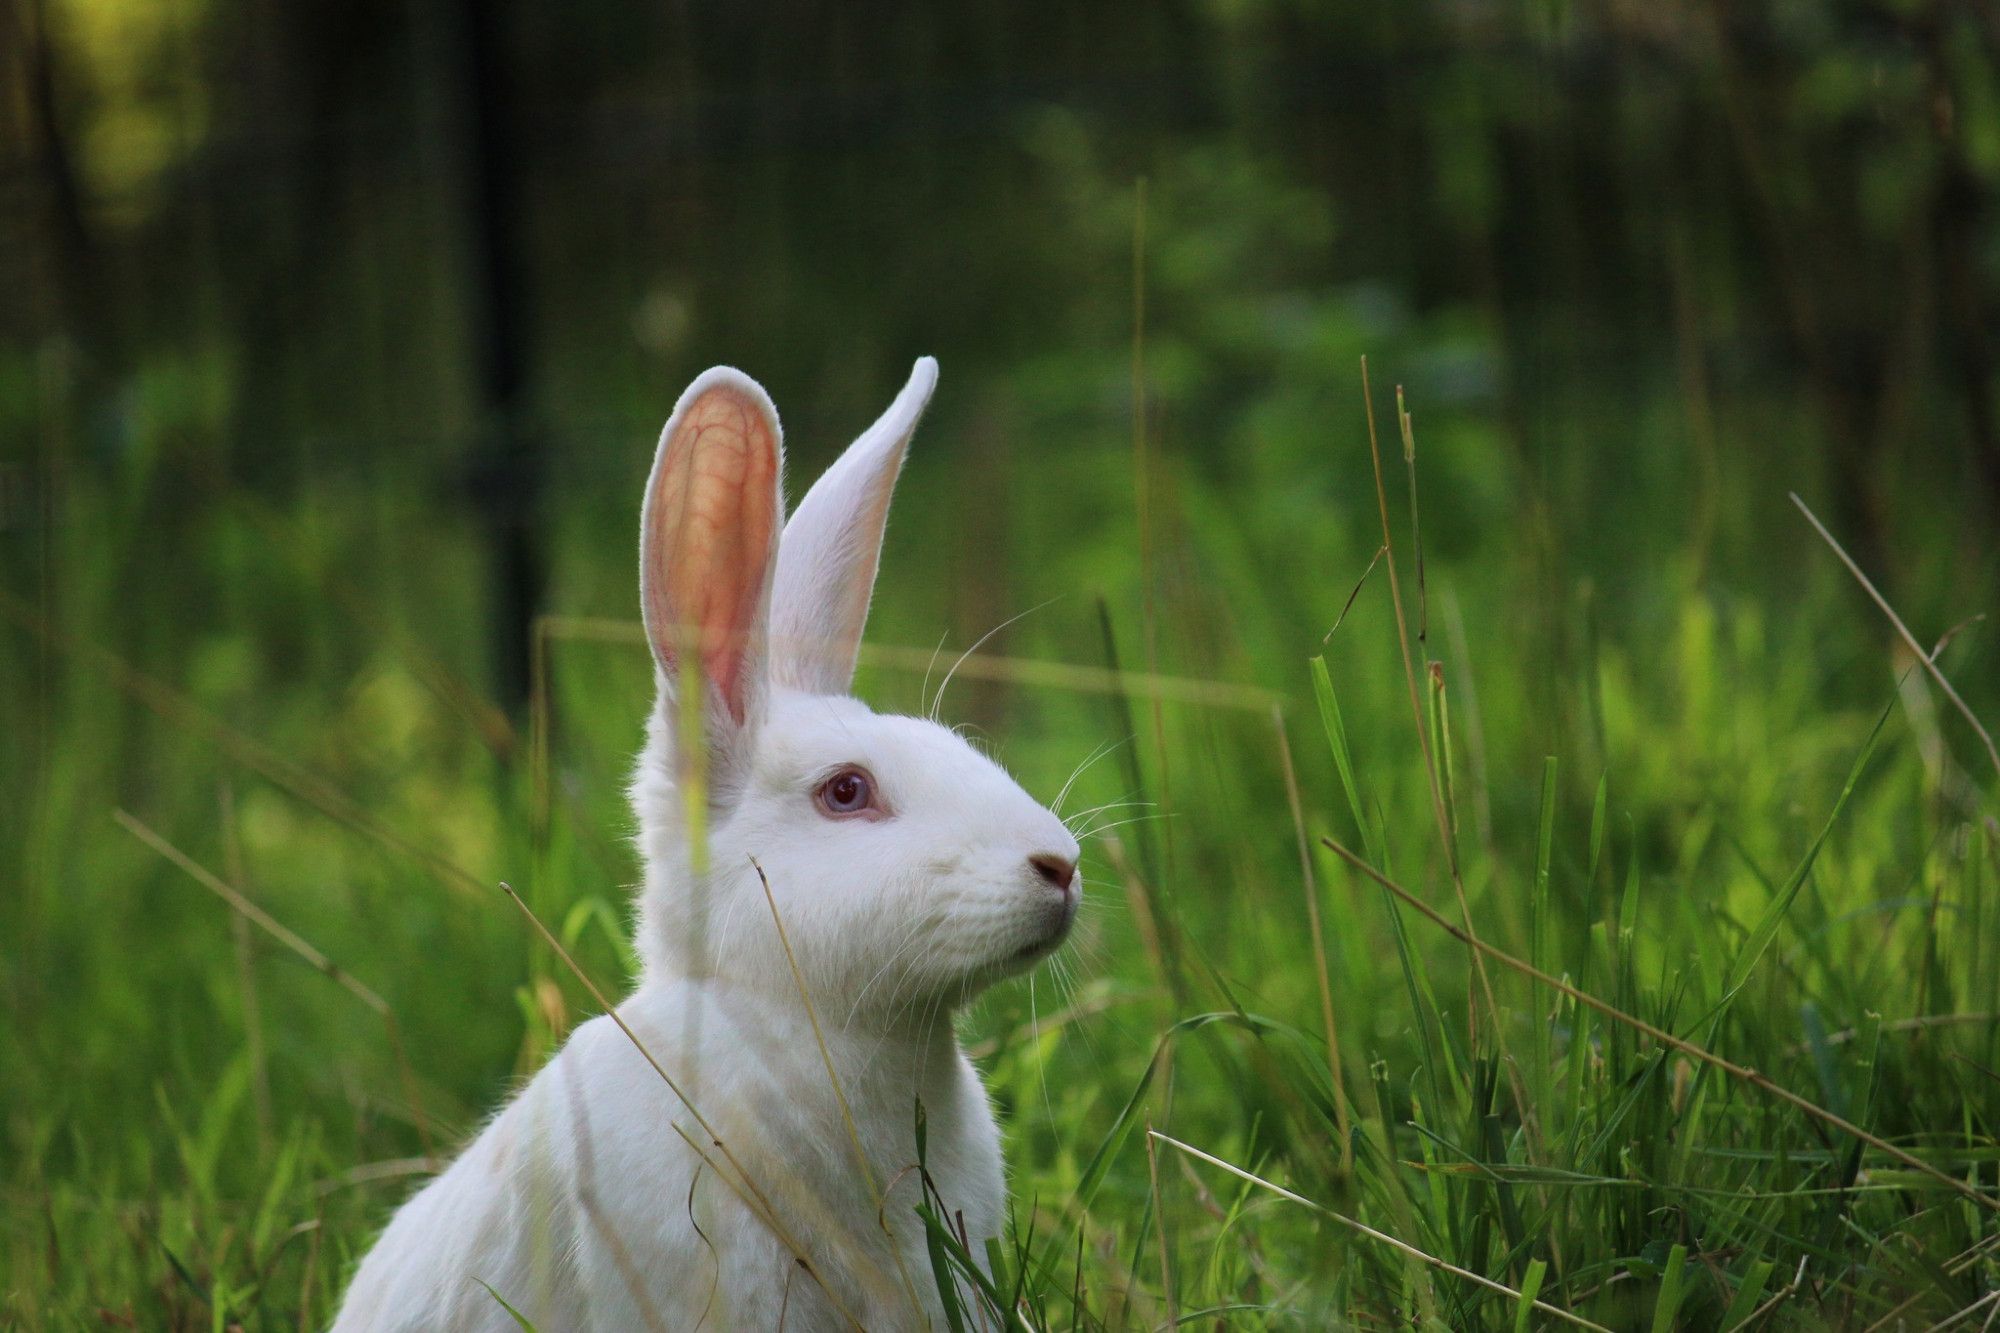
7, 4, 2000, 1328
11, 332, 1999, 1325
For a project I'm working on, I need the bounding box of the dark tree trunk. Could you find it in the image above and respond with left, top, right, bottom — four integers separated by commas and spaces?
448, 0, 542, 713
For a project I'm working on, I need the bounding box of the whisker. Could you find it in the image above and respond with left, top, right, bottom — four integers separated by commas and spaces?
1070, 889, 1129, 917
1073, 812, 1170, 842
1045, 954, 1101, 1067
950, 722, 998, 758
1051, 737, 1134, 817
1062, 798, 1153, 834
1051, 743, 1112, 818
843, 917, 934, 1031
917, 628, 952, 715
865, 927, 940, 1029
928, 597, 1063, 721
1030, 974, 1059, 1143
874, 939, 953, 1054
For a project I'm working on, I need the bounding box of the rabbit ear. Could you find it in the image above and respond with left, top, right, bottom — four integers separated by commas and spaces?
640, 368, 785, 795
770, 356, 936, 695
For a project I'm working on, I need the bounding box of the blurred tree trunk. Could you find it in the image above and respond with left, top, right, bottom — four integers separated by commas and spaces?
445, 0, 542, 715
1917, 8, 2000, 510
17, 0, 101, 358
1707, 0, 1894, 575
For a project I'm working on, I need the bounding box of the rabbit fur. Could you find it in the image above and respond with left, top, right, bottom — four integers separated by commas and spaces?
332, 358, 1082, 1331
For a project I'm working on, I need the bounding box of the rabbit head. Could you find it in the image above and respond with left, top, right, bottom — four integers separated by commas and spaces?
628, 358, 1080, 1022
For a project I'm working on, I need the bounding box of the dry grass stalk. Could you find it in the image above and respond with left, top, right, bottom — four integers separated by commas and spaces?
114, 808, 438, 1161
1320, 835, 2000, 1213
1791, 491, 2000, 780
1150, 1130, 1612, 1331
497, 882, 878, 1329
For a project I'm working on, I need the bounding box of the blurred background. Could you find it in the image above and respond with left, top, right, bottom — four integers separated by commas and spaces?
5, 0, 2000, 1325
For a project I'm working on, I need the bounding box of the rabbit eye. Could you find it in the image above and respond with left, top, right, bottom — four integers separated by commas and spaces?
814, 766, 879, 818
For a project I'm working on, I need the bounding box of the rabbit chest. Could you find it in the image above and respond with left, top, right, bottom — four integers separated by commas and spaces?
495, 979, 1007, 1330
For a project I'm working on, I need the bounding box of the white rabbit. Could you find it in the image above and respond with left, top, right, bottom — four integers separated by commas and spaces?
333, 357, 1082, 1331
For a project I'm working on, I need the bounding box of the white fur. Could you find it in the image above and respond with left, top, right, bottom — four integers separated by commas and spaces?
334, 359, 1079, 1331
769, 356, 934, 696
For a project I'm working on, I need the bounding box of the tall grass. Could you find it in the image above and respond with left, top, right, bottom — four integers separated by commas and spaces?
4, 348, 1998, 1327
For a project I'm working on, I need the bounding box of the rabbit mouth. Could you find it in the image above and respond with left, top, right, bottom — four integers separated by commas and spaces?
1008, 891, 1078, 964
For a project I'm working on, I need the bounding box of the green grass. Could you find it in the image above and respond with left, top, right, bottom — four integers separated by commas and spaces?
11, 5, 2000, 1323
6, 355, 1999, 1329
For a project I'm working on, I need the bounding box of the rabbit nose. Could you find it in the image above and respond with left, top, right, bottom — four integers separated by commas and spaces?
1028, 853, 1077, 892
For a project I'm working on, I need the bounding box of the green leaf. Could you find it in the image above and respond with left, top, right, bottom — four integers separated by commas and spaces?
1311, 656, 1379, 864
922, 1212, 969, 1333
1512, 1257, 1548, 1333
1588, 774, 1609, 888
1534, 756, 1557, 973
1650, 1243, 1688, 1333
1719, 697, 1894, 1003
1718, 1258, 1775, 1332
475, 1280, 540, 1332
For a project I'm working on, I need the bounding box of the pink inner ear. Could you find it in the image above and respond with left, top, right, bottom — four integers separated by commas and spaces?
645, 386, 778, 722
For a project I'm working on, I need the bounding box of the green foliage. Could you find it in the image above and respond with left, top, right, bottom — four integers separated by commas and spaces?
7, 5, 2000, 1327
11, 346, 1999, 1323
